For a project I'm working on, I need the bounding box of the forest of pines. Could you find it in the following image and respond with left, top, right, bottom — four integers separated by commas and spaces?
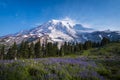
0, 37, 111, 60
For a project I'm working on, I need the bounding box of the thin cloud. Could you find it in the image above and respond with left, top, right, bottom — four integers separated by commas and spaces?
60, 17, 93, 28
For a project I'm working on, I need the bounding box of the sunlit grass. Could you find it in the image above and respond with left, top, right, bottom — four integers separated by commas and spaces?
0, 42, 120, 80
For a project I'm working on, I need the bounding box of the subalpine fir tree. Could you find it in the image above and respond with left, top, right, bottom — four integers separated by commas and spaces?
46, 42, 53, 56
34, 40, 41, 58
0, 45, 5, 60
18, 41, 25, 58
84, 41, 92, 50
63, 42, 68, 55
7, 42, 17, 60
12, 42, 17, 60
73, 42, 83, 52
7, 43, 17, 60
101, 37, 110, 46
7, 47, 12, 59
78, 43, 83, 51
41, 44, 45, 57
18, 41, 29, 58
67, 42, 72, 54
52, 43, 59, 56
59, 46, 64, 56
70, 42, 75, 53
23, 41, 29, 58
74, 42, 80, 52
28, 42, 35, 58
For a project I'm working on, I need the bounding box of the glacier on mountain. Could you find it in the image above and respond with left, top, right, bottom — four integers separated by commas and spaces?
0, 18, 120, 45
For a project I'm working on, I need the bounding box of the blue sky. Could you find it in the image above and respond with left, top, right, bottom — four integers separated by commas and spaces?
0, 0, 120, 36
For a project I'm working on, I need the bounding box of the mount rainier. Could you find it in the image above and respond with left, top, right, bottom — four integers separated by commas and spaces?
0, 18, 120, 45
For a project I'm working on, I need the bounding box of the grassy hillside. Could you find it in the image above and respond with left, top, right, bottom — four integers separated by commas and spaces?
0, 42, 120, 80
81, 42, 120, 56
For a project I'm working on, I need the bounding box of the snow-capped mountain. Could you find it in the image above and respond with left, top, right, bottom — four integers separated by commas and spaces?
28, 19, 94, 42
0, 18, 120, 45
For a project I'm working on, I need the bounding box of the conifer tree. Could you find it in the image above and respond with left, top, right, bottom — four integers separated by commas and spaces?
101, 37, 110, 46
59, 46, 64, 56
67, 42, 72, 54
84, 41, 92, 50
7, 47, 12, 59
0, 45, 5, 60
52, 43, 59, 56
63, 42, 68, 55
18, 41, 29, 58
46, 42, 53, 56
12, 42, 17, 60
41, 44, 46, 57
70, 42, 75, 53
28, 42, 35, 58
74, 42, 79, 52
78, 43, 83, 51
34, 40, 41, 58
23, 41, 29, 58
18, 41, 25, 58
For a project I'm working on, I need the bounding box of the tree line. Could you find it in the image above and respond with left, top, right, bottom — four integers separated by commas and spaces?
0, 37, 112, 60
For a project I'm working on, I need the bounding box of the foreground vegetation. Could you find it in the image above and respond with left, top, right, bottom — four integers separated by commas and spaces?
0, 56, 120, 80
0, 42, 120, 80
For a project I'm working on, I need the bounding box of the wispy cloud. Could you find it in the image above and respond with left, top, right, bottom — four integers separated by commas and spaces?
60, 17, 93, 28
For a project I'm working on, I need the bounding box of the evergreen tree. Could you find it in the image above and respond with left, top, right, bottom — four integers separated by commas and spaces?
74, 42, 83, 53
67, 42, 72, 54
7, 47, 12, 59
18, 41, 29, 58
52, 43, 59, 56
59, 46, 64, 56
46, 42, 53, 56
45, 42, 59, 57
34, 40, 41, 58
92, 42, 100, 48
78, 43, 83, 51
23, 41, 29, 58
28, 42, 35, 58
84, 41, 92, 50
70, 42, 75, 53
74, 42, 80, 52
63, 42, 68, 55
18, 41, 25, 58
41, 44, 46, 57
12, 42, 17, 60
0, 45, 5, 60
101, 37, 110, 46
7, 42, 18, 60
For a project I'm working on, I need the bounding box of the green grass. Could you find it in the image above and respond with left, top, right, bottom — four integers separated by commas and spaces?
0, 42, 120, 80
81, 42, 120, 56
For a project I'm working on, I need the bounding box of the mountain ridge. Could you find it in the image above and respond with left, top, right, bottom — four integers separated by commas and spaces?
0, 19, 120, 45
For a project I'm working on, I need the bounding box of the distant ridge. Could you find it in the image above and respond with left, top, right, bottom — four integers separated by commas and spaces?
0, 19, 120, 45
